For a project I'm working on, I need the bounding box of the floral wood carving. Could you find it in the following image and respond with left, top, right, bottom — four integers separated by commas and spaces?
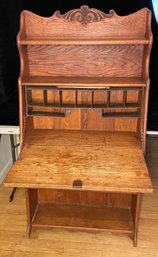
55, 5, 115, 26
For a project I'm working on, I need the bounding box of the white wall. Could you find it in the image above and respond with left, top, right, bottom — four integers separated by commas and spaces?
0, 134, 13, 184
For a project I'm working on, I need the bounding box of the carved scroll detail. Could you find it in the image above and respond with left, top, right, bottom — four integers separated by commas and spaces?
55, 5, 115, 26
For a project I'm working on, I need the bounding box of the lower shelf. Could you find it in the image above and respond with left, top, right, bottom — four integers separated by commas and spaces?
32, 203, 133, 234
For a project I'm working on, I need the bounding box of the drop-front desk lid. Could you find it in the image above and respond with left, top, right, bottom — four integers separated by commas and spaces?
4, 130, 153, 193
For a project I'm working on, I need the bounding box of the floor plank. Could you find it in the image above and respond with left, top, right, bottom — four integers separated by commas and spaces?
0, 251, 13, 257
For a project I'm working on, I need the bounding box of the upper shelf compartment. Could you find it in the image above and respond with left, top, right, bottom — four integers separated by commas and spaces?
17, 7, 152, 46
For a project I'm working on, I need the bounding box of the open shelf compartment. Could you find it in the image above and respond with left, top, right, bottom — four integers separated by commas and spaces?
25, 85, 144, 119
32, 203, 133, 234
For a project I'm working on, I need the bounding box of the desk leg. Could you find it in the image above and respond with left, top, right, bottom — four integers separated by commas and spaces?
25, 189, 38, 238
131, 193, 141, 247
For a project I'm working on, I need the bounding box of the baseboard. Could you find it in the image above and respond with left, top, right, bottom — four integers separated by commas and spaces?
0, 159, 12, 184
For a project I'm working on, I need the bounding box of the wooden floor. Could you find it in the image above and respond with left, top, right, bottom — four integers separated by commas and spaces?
0, 136, 158, 257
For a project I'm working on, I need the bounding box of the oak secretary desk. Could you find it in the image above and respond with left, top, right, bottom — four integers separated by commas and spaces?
4, 6, 153, 246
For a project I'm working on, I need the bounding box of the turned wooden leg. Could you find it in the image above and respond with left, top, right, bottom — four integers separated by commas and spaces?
131, 193, 141, 247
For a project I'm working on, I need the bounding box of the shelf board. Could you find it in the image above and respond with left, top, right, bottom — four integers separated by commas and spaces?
102, 112, 141, 119
28, 111, 66, 118
22, 76, 146, 88
32, 203, 133, 234
19, 37, 149, 45
27, 110, 140, 119
4, 130, 153, 193
27, 102, 141, 109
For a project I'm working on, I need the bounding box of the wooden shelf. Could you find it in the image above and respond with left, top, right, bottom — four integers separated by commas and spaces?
27, 111, 141, 119
4, 130, 153, 193
22, 76, 146, 88
102, 111, 141, 119
27, 103, 141, 109
28, 111, 67, 118
32, 203, 133, 234
25, 84, 143, 119
19, 37, 149, 45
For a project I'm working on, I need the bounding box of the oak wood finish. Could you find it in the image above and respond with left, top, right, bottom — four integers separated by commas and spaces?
20, 37, 149, 45
22, 76, 146, 87
27, 45, 143, 77
25, 189, 38, 238
4, 6, 153, 246
32, 203, 133, 234
131, 193, 141, 247
4, 130, 152, 193
15, 6, 152, 144
38, 189, 131, 208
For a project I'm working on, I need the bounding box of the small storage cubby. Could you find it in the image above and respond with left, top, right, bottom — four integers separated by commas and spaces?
28, 188, 134, 235
25, 86, 144, 119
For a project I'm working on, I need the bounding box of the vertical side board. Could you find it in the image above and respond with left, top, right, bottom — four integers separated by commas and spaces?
25, 189, 38, 238
131, 193, 141, 247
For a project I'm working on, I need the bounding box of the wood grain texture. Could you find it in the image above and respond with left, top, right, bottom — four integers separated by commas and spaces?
28, 45, 143, 77
20, 37, 149, 45
32, 203, 133, 234
38, 189, 131, 209
19, 8, 149, 39
131, 193, 141, 246
4, 130, 152, 193
25, 189, 38, 238
22, 76, 146, 87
